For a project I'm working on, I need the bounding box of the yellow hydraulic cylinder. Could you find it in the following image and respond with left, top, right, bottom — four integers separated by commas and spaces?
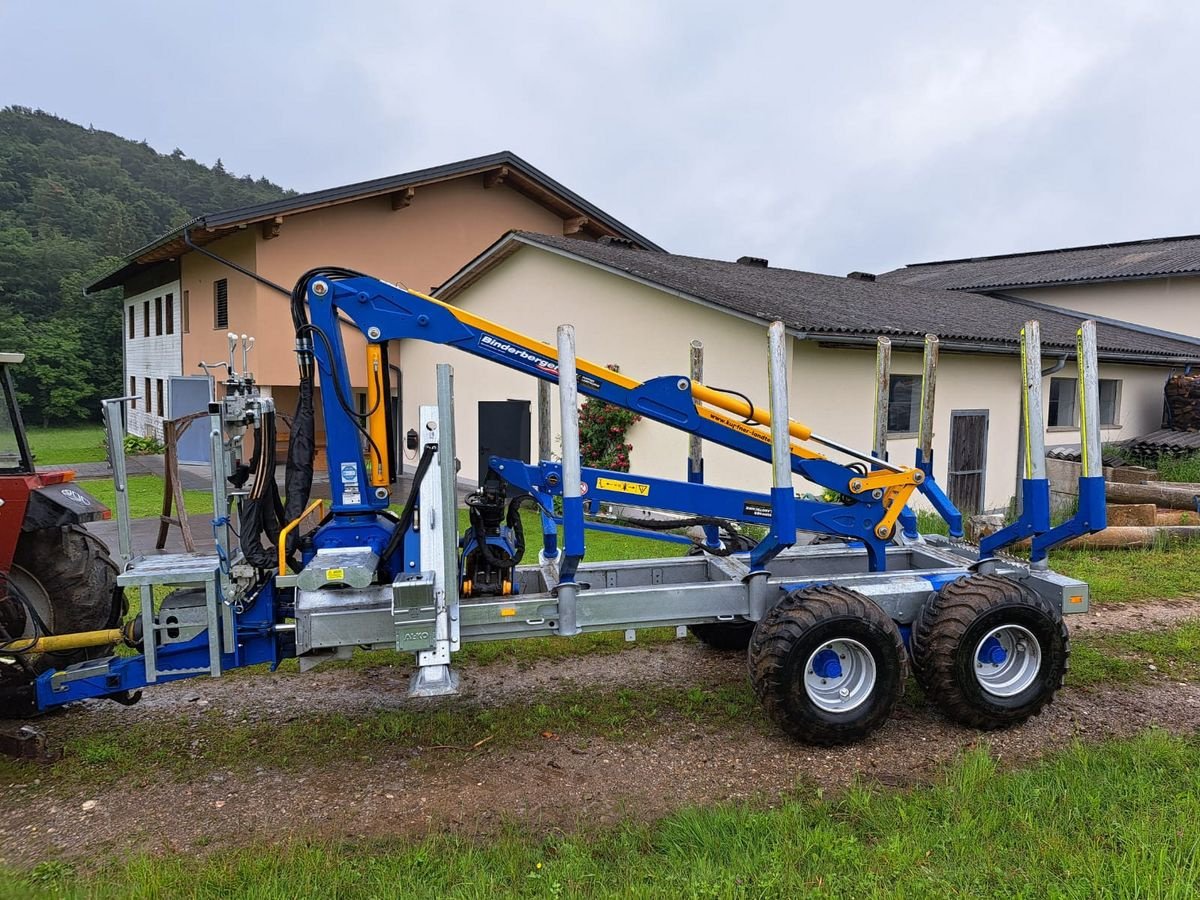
6, 628, 125, 655
366, 343, 390, 487
691, 383, 814, 442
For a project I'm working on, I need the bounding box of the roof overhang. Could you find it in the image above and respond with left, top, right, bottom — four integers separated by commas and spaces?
437, 234, 1200, 368
87, 152, 662, 294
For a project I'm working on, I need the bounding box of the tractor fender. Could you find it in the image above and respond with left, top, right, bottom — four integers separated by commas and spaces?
21, 482, 110, 530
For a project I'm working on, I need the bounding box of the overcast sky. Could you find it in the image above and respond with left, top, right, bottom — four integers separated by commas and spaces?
3, 1, 1199, 275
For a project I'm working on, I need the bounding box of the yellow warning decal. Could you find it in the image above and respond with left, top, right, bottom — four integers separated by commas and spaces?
326, 568, 345, 581
596, 477, 650, 497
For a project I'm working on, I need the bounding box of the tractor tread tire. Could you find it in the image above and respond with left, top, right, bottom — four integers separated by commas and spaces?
911, 573, 1068, 730
748, 584, 906, 746
12, 524, 123, 672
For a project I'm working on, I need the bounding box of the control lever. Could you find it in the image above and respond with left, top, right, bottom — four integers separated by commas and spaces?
226, 332, 239, 376
241, 334, 255, 377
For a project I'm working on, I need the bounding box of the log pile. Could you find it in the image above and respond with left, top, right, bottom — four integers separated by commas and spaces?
1164, 372, 1200, 430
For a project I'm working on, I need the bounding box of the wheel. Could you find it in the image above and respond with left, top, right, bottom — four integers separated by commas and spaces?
748, 584, 907, 745
688, 620, 755, 651
911, 573, 1068, 730
8, 524, 124, 676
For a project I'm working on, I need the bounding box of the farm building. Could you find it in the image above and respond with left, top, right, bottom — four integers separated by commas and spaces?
881, 233, 1200, 341
85, 152, 660, 448
401, 232, 1200, 514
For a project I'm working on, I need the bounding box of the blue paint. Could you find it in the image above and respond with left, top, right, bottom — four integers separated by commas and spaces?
978, 635, 1007, 666
811, 647, 843, 679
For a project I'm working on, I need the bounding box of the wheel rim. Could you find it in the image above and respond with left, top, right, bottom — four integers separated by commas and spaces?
5, 565, 54, 639
803, 638, 876, 713
973, 624, 1041, 697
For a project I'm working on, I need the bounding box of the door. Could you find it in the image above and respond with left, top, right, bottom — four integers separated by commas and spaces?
169, 376, 215, 465
948, 410, 989, 516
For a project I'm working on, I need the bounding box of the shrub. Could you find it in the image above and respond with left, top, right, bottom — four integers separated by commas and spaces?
578, 365, 640, 472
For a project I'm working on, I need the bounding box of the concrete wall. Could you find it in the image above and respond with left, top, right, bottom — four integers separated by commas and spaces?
124, 277, 182, 439
1011, 277, 1200, 340
400, 246, 1175, 512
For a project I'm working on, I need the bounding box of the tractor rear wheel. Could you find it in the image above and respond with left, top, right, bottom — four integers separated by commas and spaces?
748, 584, 906, 745
911, 574, 1068, 730
8, 524, 124, 676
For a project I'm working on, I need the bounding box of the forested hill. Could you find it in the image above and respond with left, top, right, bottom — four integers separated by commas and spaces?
0, 106, 292, 423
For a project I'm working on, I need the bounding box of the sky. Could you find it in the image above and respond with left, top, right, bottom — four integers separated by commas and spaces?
3, 0, 1200, 276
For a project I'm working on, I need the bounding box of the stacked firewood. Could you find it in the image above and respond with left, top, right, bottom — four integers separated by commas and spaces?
1164, 372, 1200, 430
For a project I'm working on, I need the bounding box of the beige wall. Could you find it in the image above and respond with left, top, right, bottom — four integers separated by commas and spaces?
1011, 277, 1200, 340
180, 177, 573, 389
179, 229, 259, 383
401, 247, 1172, 512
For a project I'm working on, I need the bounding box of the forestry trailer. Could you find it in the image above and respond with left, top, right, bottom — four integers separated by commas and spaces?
0, 270, 1107, 745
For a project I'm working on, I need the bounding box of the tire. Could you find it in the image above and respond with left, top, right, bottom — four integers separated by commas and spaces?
10, 524, 124, 675
911, 573, 1068, 730
748, 584, 907, 745
688, 620, 755, 651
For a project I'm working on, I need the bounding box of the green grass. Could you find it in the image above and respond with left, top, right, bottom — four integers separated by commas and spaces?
9, 729, 1200, 898
78, 474, 213, 519
24, 424, 107, 465
1050, 545, 1200, 603
1147, 452, 1200, 483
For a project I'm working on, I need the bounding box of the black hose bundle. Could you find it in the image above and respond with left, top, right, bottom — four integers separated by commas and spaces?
239, 406, 287, 570
283, 267, 368, 548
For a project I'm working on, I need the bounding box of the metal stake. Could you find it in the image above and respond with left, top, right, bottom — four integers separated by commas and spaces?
872, 336, 892, 461
1077, 320, 1102, 479
1021, 321, 1047, 481
917, 334, 939, 464
556, 324, 582, 635
689, 340, 704, 478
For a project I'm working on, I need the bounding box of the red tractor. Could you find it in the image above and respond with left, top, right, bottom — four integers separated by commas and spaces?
0, 352, 125, 712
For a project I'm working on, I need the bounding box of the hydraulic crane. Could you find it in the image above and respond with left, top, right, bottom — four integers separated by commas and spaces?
1, 268, 1106, 746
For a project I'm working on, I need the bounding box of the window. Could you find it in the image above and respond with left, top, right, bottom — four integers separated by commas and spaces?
1048, 377, 1077, 428
129, 376, 137, 409
214, 279, 228, 329
887, 374, 920, 434
144, 378, 152, 415
182, 290, 190, 334
165, 293, 175, 335
127, 306, 135, 340
1099, 379, 1121, 427
142, 300, 150, 336
154, 296, 163, 336
156, 379, 165, 418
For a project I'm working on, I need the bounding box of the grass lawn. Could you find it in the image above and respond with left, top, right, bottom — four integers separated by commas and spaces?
1050, 545, 1200, 603
10, 729, 1200, 898
24, 424, 107, 465
81, 474, 213, 519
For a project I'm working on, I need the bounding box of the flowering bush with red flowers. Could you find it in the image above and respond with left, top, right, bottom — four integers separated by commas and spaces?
578, 364, 640, 472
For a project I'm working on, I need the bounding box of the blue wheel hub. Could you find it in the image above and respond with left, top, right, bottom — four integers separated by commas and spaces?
811, 647, 843, 679
978, 635, 1007, 666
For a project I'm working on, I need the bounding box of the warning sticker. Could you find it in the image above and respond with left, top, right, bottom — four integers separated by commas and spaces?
596, 477, 650, 497
326, 568, 346, 581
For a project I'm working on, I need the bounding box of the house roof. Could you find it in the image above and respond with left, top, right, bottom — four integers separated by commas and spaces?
879, 233, 1200, 291
437, 232, 1200, 364
87, 151, 662, 292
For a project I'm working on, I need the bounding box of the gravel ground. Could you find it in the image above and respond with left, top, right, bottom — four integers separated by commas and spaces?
3, 598, 1199, 866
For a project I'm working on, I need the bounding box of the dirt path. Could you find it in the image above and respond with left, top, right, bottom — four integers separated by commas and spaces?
3, 597, 1199, 866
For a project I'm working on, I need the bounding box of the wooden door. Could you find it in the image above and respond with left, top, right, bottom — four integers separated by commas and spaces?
948, 410, 989, 516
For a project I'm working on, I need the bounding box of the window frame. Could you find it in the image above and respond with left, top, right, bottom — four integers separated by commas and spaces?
165, 293, 175, 336
1098, 378, 1122, 428
214, 279, 229, 330
1047, 376, 1079, 431
885, 373, 921, 437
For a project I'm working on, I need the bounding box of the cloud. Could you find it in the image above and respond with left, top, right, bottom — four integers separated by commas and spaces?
2, 0, 1199, 277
